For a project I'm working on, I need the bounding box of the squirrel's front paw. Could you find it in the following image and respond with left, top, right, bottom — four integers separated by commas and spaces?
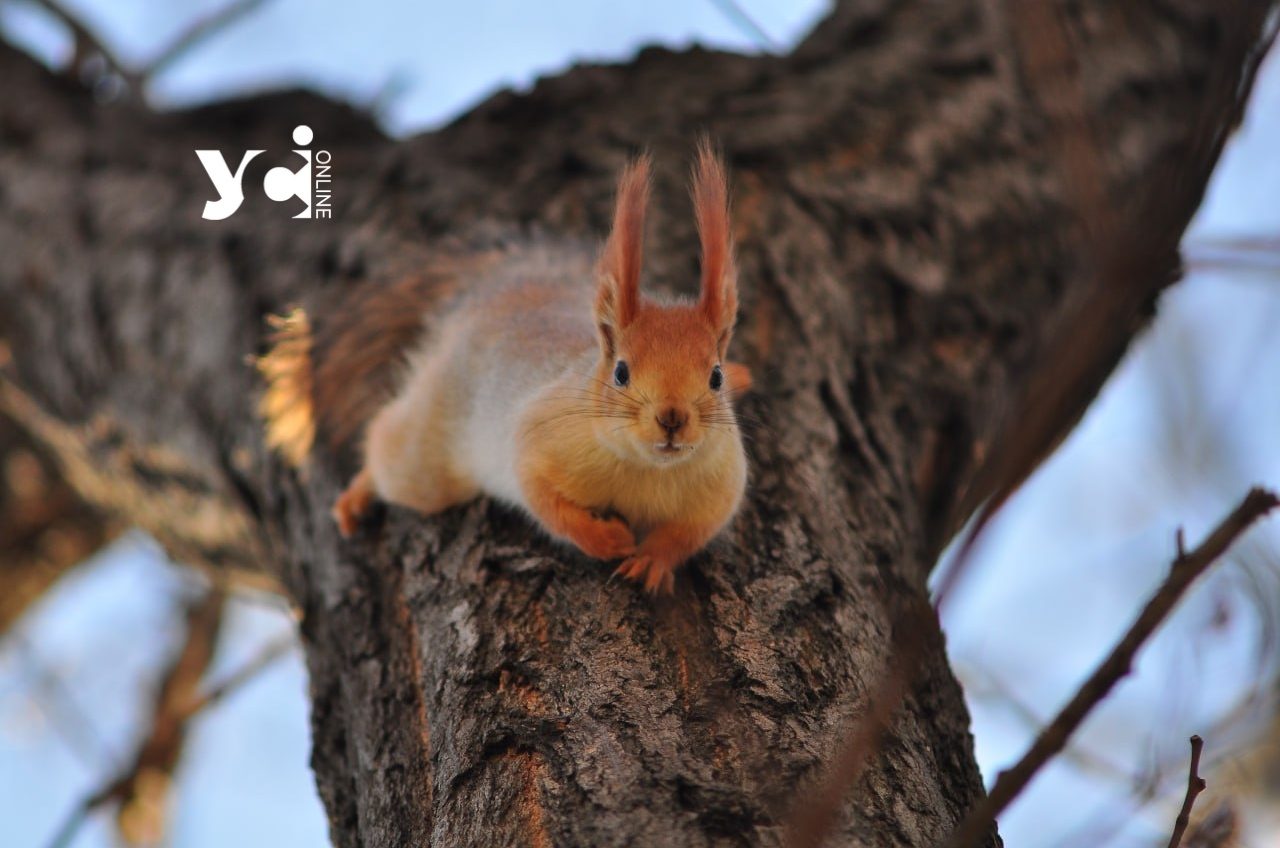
573, 518, 636, 560
333, 475, 374, 538
615, 554, 676, 596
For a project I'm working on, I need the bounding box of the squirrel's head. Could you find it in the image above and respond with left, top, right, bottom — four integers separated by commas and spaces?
591, 144, 748, 467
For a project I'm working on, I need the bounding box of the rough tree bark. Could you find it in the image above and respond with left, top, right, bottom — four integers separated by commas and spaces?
0, 2, 1268, 845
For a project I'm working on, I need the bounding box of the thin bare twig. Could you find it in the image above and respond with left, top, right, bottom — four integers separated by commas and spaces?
1051, 689, 1267, 848
1167, 735, 1206, 848
139, 0, 267, 84
43, 799, 93, 848
25, 0, 138, 89
1183, 234, 1280, 277
177, 633, 294, 719
1181, 801, 1237, 848
960, 664, 1133, 784
39, 601, 293, 848
940, 488, 1277, 848
706, 0, 780, 52
41, 630, 293, 848
23, 0, 270, 97
7, 631, 121, 770
41, 589, 226, 848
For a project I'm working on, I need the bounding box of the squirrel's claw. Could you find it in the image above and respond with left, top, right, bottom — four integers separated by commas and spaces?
615, 555, 676, 596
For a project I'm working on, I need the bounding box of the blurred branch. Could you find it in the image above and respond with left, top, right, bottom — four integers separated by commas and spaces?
0, 342, 117, 635
1054, 688, 1270, 847
138, 0, 267, 84
960, 663, 1133, 784
706, 0, 780, 52
114, 586, 226, 845
1, 343, 281, 629
1182, 801, 1238, 848
791, 2, 1279, 841
44, 588, 227, 848
937, 0, 1280, 608
7, 631, 120, 769
41, 593, 295, 848
0, 372, 268, 583
24, 0, 137, 90
176, 632, 293, 720
0, 434, 117, 633
204, 565, 289, 604
941, 488, 1278, 848
1183, 235, 1280, 277
18, 0, 270, 98
1167, 735, 1207, 848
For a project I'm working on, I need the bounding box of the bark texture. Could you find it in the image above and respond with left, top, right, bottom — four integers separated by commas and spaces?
0, 2, 1264, 845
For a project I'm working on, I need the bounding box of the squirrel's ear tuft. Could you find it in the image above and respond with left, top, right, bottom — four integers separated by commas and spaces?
595, 154, 651, 357
692, 139, 737, 355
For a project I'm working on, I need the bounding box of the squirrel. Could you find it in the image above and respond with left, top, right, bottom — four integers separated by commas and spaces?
258, 144, 750, 594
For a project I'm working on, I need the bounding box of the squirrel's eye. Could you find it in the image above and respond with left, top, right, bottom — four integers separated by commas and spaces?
710, 364, 724, 391
613, 360, 630, 387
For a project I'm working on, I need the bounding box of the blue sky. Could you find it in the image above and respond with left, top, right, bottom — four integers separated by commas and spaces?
1, 2, 1278, 846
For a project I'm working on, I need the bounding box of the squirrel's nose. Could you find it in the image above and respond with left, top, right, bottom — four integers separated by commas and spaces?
656, 407, 687, 437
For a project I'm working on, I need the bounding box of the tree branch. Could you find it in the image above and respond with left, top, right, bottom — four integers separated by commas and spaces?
44, 588, 225, 848
940, 0, 1280, 603
21, 0, 273, 98
786, 2, 1280, 838
1182, 801, 1237, 848
1167, 735, 1207, 848
705, 0, 780, 52
175, 633, 293, 719
25, 0, 137, 90
39, 593, 291, 848
941, 488, 1278, 848
137, 0, 269, 86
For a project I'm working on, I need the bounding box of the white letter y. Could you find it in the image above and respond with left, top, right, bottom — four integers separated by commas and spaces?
196, 149, 264, 220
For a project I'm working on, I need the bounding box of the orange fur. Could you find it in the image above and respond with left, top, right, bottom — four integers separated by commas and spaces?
595, 154, 650, 356
329, 148, 749, 594
692, 138, 738, 356
723, 361, 752, 395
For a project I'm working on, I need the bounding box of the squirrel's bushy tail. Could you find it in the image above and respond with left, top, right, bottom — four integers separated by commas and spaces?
256, 265, 473, 467
258, 309, 316, 467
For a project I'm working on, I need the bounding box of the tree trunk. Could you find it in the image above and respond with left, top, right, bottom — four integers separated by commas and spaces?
0, 2, 1265, 844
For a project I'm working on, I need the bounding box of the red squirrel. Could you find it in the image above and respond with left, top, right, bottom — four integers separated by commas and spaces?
260, 145, 750, 594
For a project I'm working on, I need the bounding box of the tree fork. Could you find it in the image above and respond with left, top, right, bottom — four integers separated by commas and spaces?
0, 2, 1272, 844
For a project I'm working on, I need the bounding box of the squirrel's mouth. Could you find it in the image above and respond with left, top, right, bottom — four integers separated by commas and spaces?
653, 441, 691, 459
